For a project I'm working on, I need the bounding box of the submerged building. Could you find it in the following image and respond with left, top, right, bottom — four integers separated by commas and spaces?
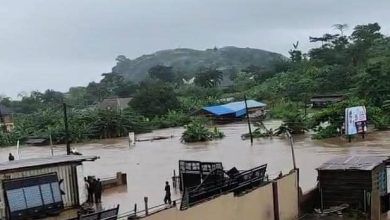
198, 100, 266, 123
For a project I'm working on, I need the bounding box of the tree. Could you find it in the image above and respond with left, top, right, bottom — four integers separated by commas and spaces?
309, 33, 339, 45
41, 89, 64, 106
333, 24, 348, 37
194, 68, 223, 88
148, 65, 175, 82
67, 87, 89, 107
241, 65, 274, 83
86, 82, 109, 103
288, 41, 302, 62
114, 81, 138, 98
349, 23, 383, 66
130, 82, 180, 118
350, 23, 382, 44
354, 58, 390, 106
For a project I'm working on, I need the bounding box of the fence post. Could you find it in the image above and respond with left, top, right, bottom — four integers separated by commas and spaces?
134, 203, 137, 215
144, 197, 149, 216
172, 169, 177, 188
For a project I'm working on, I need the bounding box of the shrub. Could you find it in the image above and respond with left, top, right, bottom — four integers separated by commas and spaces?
181, 120, 225, 143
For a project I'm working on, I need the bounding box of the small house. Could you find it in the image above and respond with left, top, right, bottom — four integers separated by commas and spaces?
317, 156, 390, 219
0, 105, 14, 132
198, 100, 266, 123
0, 155, 98, 219
97, 97, 133, 111
310, 94, 344, 108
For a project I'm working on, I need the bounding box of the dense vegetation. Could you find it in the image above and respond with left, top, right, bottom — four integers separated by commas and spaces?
1, 22, 390, 146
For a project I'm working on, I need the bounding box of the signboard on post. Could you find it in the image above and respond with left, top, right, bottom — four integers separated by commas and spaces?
345, 106, 367, 135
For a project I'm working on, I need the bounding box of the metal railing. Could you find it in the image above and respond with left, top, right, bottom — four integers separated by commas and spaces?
181, 164, 267, 210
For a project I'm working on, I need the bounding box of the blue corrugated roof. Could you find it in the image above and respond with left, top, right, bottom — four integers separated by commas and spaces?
202, 100, 266, 117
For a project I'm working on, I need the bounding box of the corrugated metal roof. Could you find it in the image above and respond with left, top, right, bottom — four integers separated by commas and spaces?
0, 155, 98, 173
98, 97, 133, 111
317, 156, 389, 171
202, 100, 266, 117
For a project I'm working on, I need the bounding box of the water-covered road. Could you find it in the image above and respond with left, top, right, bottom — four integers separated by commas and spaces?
2, 121, 390, 215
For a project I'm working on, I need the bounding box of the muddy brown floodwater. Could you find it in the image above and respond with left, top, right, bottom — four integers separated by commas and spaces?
1, 120, 390, 216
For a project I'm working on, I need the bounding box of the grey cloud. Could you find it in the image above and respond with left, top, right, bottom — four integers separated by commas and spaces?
0, 0, 390, 98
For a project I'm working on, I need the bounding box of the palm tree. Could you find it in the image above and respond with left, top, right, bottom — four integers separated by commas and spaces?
194, 68, 224, 88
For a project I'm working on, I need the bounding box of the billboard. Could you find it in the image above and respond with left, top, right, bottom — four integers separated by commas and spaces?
345, 106, 367, 135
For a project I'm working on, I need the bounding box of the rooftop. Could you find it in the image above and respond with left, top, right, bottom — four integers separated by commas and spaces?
98, 97, 133, 111
317, 155, 389, 171
0, 155, 98, 173
202, 100, 266, 117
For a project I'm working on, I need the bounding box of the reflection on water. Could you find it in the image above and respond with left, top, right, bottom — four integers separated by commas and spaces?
1, 121, 390, 215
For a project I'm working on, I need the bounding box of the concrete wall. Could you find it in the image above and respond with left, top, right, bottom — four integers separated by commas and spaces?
277, 170, 299, 220
143, 170, 298, 220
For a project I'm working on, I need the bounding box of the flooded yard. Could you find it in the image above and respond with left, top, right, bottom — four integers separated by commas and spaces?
1, 121, 390, 216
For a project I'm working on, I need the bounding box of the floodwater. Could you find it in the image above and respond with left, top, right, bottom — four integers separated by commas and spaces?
1, 120, 390, 217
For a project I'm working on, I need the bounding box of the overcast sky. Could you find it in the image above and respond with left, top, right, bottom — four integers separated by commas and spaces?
1, 0, 390, 98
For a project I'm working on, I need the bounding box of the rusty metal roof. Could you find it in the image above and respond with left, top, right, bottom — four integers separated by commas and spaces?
0, 155, 98, 173
317, 156, 389, 171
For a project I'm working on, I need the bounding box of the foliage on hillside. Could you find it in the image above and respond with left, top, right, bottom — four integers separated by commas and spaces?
112, 47, 285, 82
2, 23, 390, 145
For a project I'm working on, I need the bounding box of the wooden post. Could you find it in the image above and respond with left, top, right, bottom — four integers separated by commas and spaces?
272, 181, 280, 220
16, 140, 20, 159
144, 197, 148, 216
49, 133, 54, 156
63, 103, 71, 155
320, 183, 324, 213
172, 170, 177, 188
244, 96, 253, 144
134, 203, 137, 215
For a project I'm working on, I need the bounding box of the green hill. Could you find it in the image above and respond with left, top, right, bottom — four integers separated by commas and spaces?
112, 46, 286, 82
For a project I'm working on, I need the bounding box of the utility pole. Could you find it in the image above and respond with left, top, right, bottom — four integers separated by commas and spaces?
286, 130, 297, 170
244, 96, 253, 144
63, 103, 71, 155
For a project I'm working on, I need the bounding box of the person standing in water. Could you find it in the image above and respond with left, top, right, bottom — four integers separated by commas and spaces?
164, 181, 171, 205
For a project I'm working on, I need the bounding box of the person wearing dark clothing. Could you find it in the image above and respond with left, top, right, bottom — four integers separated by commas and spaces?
85, 177, 94, 203
94, 178, 102, 203
90, 178, 97, 203
164, 181, 171, 205
8, 153, 14, 161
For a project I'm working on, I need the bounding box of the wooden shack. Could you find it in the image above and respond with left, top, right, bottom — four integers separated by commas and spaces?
0, 155, 98, 219
310, 94, 344, 108
317, 156, 389, 219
